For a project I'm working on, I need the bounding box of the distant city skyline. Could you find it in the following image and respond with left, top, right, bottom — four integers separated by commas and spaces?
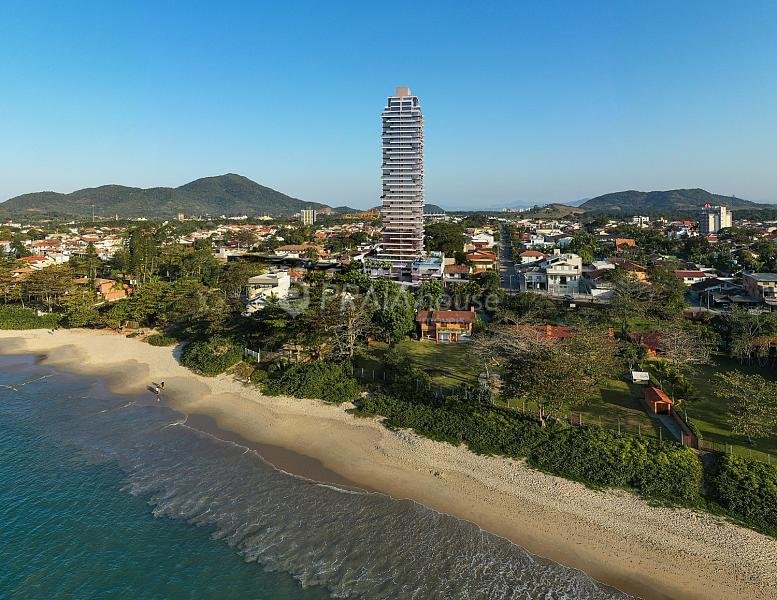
1, 1, 777, 209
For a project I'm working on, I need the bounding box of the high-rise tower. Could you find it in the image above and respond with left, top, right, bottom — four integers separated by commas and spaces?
378, 86, 424, 274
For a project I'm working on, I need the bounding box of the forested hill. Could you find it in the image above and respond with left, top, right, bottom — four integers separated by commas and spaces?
0, 174, 341, 218
580, 189, 768, 214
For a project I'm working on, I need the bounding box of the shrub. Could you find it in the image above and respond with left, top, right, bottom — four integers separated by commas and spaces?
0, 306, 60, 330
181, 335, 243, 376
710, 455, 777, 536
146, 333, 177, 347
264, 361, 361, 403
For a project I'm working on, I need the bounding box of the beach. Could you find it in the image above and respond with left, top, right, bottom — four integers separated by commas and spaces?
2, 328, 776, 600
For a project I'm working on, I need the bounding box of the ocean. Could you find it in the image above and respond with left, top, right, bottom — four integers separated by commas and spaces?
0, 354, 633, 599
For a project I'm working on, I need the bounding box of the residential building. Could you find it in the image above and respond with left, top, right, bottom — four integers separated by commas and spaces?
300, 209, 317, 226
411, 254, 444, 282
674, 270, 713, 286
416, 308, 476, 343
743, 272, 777, 307
465, 250, 497, 272
518, 251, 583, 295
442, 264, 471, 283
244, 270, 291, 313
377, 86, 424, 277
699, 204, 732, 235
518, 250, 546, 264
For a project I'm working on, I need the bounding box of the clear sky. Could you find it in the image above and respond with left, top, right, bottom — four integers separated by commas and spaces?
1, 1, 776, 209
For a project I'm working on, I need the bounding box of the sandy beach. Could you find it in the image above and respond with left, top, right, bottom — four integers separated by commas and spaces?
2, 328, 776, 600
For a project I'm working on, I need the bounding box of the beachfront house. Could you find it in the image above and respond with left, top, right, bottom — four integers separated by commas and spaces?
416, 308, 477, 343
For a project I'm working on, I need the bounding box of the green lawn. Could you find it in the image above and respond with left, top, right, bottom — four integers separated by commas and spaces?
685, 356, 777, 462
354, 339, 481, 388
354, 341, 776, 463
500, 379, 675, 441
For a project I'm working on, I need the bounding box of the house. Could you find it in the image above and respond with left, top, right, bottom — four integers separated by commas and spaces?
674, 270, 713, 286
629, 332, 663, 357
411, 254, 445, 282
416, 308, 477, 343
466, 233, 495, 250
642, 386, 672, 415
465, 250, 497, 272
20, 255, 54, 270
518, 251, 582, 295
443, 264, 471, 283
244, 270, 291, 313
518, 250, 546, 264
743, 272, 777, 308
615, 238, 636, 250
96, 278, 132, 302
608, 257, 648, 282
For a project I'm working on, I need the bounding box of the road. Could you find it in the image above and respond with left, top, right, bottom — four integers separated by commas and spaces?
498, 223, 519, 291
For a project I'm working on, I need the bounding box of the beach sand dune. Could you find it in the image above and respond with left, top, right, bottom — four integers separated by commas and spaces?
2, 329, 776, 600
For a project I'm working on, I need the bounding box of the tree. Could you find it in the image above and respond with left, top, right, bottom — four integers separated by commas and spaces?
424, 222, 466, 256
479, 324, 619, 424
364, 278, 415, 344
416, 280, 445, 309
63, 289, 101, 327
715, 371, 777, 444
23, 265, 74, 311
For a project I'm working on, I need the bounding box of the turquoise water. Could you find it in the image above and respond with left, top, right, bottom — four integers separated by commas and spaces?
0, 356, 327, 600
0, 355, 633, 599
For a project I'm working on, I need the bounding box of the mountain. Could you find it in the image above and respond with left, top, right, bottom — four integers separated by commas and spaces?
523, 203, 586, 219
580, 189, 767, 214
424, 204, 446, 214
1, 174, 334, 217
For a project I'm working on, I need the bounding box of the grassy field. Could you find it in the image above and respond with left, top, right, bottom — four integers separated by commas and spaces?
501, 379, 675, 441
353, 341, 776, 462
685, 356, 777, 462
354, 339, 481, 388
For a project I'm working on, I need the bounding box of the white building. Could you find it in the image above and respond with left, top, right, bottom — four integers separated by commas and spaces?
300, 209, 316, 226
244, 270, 291, 313
699, 204, 732, 235
518, 251, 583, 295
377, 86, 424, 277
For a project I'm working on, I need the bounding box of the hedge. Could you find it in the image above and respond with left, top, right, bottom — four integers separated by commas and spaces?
180, 335, 243, 376
0, 306, 61, 330
146, 333, 177, 347
709, 454, 777, 536
264, 362, 361, 404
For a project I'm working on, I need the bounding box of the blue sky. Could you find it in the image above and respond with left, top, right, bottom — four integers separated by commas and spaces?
1, 1, 776, 209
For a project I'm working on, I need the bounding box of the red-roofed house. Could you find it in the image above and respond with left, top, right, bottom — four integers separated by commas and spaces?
674, 270, 712, 285
615, 238, 636, 250
443, 264, 471, 283
20, 255, 54, 269
465, 250, 497, 272
416, 308, 477, 343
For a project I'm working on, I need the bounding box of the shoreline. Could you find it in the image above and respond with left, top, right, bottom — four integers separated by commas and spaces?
2, 329, 776, 600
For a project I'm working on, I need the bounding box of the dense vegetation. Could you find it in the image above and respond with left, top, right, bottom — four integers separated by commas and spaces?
2, 174, 340, 218
708, 455, 777, 536
0, 306, 60, 330
580, 188, 765, 214
146, 333, 177, 347
263, 361, 361, 404
180, 336, 243, 376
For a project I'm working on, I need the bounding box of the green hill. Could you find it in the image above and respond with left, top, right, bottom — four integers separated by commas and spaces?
580, 189, 767, 214
1, 174, 334, 217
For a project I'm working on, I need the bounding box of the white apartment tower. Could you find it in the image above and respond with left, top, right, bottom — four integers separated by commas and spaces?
378, 86, 424, 273
699, 204, 732, 236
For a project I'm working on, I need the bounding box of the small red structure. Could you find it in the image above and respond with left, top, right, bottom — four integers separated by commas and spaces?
643, 386, 672, 415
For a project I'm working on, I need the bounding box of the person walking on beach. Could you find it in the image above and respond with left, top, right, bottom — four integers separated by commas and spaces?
152, 384, 160, 400
160, 381, 165, 390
